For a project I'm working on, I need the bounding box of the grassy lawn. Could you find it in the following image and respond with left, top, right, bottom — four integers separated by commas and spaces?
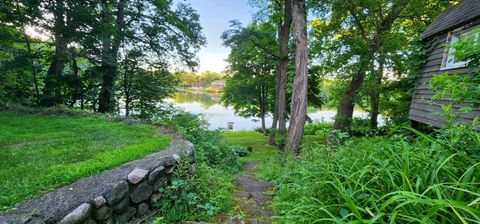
0, 112, 170, 212
221, 131, 279, 180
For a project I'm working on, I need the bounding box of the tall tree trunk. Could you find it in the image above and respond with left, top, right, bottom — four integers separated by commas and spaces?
270, 0, 292, 145
259, 84, 267, 135
98, 0, 126, 113
14, 0, 40, 105
269, 61, 280, 145
278, 0, 292, 135
41, 0, 67, 107
370, 53, 384, 129
287, 0, 308, 155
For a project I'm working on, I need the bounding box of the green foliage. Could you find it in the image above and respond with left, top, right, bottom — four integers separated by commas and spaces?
221, 21, 277, 120
0, 112, 170, 211
175, 70, 225, 88
272, 126, 480, 223
431, 28, 480, 118
152, 109, 240, 222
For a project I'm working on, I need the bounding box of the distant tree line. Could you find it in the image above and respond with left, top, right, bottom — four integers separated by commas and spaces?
175, 71, 224, 88
0, 0, 205, 117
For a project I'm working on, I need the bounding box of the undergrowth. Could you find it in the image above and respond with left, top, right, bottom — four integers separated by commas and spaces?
272, 125, 480, 223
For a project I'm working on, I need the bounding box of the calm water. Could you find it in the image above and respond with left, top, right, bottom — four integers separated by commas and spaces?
168, 91, 379, 131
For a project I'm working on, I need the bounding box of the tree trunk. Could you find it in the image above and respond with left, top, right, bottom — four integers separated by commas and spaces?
278, 0, 292, 135
41, 0, 67, 107
14, 0, 40, 105
333, 54, 370, 131
98, 0, 126, 113
270, 0, 292, 145
370, 53, 384, 129
259, 84, 267, 136
287, 0, 308, 155
269, 62, 280, 145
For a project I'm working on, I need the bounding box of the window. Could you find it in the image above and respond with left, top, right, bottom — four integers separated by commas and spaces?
442, 26, 479, 70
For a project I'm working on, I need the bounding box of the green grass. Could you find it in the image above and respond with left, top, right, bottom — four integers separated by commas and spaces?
221, 131, 278, 180
0, 112, 170, 211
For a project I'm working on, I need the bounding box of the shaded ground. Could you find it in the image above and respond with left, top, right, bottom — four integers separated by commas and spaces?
220, 132, 278, 224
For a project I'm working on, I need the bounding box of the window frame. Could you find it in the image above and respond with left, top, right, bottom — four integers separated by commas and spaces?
441, 26, 479, 70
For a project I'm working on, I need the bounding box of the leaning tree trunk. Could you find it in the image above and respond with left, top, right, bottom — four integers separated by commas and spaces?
370, 53, 384, 129
41, 0, 67, 107
332, 54, 370, 131
269, 61, 280, 145
287, 0, 308, 155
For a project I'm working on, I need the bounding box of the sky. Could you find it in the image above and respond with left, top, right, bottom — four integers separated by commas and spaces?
183, 0, 256, 73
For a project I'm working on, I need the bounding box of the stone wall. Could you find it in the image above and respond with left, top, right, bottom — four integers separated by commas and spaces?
0, 135, 194, 224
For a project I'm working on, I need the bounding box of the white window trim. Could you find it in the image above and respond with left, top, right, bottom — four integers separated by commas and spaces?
441, 26, 478, 70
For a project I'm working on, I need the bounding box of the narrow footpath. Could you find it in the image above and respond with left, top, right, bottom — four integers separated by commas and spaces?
227, 161, 274, 224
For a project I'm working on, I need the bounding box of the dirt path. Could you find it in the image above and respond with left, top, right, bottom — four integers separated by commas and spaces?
223, 161, 274, 224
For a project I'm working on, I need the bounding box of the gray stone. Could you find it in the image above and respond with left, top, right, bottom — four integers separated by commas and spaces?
25, 217, 45, 224
130, 181, 153, 203
149, 193, 162, 205
164, 166, 175, 174
172, 153, 181, 161
93, 196, 106, 208
104, 181, 129, 205
135, 203, 149, 218
111, 196, 130, 214
127, 168, 148, 184
115, 207, 135, 224
147, 166, 165, 184
58, 203, 92, 224
93, 206, 112, 221
153, 178, 168, 192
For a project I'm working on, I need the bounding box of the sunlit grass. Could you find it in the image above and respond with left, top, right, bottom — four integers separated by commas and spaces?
0, 112, 170, 212
221, 131, 279, 180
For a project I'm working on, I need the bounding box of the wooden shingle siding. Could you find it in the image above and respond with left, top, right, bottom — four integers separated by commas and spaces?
408, 28, 480, 128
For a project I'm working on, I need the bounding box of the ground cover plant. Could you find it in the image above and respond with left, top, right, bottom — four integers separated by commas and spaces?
271, 125, 480, 223
0, 112, 170, 212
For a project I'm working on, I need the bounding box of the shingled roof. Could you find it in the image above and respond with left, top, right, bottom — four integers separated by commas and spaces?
422, 0, 480, 40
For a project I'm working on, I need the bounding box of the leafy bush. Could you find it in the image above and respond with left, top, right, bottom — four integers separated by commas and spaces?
152, 109, 239, 223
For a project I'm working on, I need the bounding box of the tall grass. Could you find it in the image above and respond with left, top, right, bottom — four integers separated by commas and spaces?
273, 126, 480, 223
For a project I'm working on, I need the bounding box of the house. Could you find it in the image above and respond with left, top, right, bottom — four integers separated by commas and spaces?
409, 0, 480, 128
210, 79, 226, 89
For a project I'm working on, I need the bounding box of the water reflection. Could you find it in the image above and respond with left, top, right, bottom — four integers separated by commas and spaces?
168, 91, 377, 131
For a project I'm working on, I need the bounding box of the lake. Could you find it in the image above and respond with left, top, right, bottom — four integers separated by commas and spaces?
168, 90, 380, 131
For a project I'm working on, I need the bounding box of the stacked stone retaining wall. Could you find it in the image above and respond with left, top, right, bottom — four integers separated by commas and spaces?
0, 135, 194, 224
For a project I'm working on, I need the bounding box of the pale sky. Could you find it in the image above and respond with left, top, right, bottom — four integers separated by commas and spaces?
183, 0, 255, 73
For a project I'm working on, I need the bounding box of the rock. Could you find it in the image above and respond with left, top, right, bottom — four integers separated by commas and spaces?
148, 166, 165, 184
25, 217, 45, 224
153, 178, 167, 192
135, 203, 149, 217
93, 206, 112, 221
184, 141, 195, 157
149, 193, 162, 205
115, 207, 135, 224
127, 168, 148, 185
164, 166, 175, 174
173, 153, 181, 161
130, 181, 153, 203
111, 196, 130, 214
104, 181, 129, 205
93, 196, 106, 208
58, 203, 92, 224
